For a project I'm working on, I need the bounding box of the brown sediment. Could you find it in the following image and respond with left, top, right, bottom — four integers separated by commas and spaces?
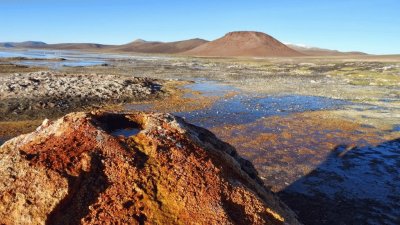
0, 111, 301, 224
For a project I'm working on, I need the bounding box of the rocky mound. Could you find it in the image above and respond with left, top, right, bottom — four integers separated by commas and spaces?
0, 72, 163, 120
183, 31, 304, 57
111, 38, 208, 54
0, 111, 300, 224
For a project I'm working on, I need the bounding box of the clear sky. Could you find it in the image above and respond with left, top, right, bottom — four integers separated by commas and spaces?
1, 0, 399, 54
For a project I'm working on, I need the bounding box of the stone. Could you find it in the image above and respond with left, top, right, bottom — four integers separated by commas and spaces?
0, 111, 300, 225
0, 72, 165, 120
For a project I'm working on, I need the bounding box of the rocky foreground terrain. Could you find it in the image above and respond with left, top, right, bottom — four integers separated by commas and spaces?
0, 72, 164, 120
0, 111, 300, 224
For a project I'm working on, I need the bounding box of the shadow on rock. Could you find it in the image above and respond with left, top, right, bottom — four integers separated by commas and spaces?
46, 153, 109, 225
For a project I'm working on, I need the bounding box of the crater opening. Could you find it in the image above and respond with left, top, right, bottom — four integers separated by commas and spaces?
111, 128, 140, 137
95, 113, 141, 137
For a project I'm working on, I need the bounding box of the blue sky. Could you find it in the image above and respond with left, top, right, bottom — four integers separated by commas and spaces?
1, 0, 399, 54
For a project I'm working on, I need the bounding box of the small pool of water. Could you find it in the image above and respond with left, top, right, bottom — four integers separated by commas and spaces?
183, 80, 238, 97
110, 128, 140, 137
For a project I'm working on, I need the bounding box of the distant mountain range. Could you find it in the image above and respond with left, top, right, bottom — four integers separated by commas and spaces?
0, 41, 47, 48
111, 38, 208, 54
286, 44, 367, 56
0, 31, 367, 57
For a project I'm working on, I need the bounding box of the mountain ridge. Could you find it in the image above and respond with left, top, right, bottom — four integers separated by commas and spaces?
0, 31, 368, 56
287, 44, 367, 56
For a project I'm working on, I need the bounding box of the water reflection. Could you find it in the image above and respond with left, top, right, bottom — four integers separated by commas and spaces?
177, 94, 351, 128
111, 128, 140, 137
0, 48, 173, 68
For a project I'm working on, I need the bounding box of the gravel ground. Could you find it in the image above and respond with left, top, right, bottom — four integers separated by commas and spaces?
0, 71, 164, 120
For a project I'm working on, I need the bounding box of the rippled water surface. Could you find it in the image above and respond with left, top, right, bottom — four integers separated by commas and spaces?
177, 94, 351, 127
0, 48, 172, 68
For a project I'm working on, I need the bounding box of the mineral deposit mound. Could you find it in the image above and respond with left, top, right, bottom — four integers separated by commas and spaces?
0, 111, 300, 224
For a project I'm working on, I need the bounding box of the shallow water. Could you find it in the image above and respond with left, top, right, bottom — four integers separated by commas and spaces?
126, 79, 400, 224
128, 79, 352, 128
17, 60, 106, 68
182, 80, 239, 97
111, 128, 140, 137
0, 49, 106, 68
177, 94, 350, 128
0, 49, 58, 59
0, 48, 174, 68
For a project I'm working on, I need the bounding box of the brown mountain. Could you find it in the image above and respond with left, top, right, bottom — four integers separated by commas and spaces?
287, 44, 367, 56
2, 32, 368, 56
1, 39, 207, 54
110, 38, 208, 54
183, 31, 304, 57
0, 111, 301, 224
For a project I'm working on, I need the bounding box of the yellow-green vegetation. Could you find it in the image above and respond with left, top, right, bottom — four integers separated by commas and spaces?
0, 120, 42, 138
189, 58, 400, 87
326, 64, 400, 86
